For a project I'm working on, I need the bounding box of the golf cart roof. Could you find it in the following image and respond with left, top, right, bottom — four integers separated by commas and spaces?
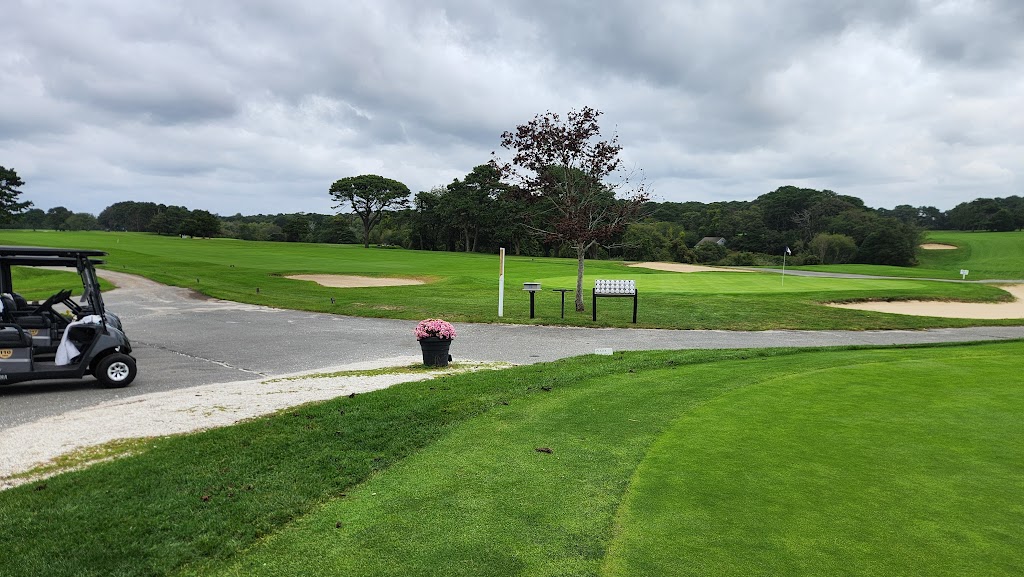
0, 246, 107, 267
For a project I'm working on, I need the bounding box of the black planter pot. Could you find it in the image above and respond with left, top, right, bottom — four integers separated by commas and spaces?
419, 337, 453, 367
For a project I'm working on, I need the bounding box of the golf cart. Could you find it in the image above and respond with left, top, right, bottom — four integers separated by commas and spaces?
0, 246, 136, 388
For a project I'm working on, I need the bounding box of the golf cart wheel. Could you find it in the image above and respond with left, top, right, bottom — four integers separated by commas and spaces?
95, 353, 137, 388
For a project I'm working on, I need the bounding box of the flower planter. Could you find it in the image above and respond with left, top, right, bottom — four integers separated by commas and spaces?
419, 337, 453, 367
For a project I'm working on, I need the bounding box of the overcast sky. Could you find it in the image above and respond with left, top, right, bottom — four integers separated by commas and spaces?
3, 0, 1022, 217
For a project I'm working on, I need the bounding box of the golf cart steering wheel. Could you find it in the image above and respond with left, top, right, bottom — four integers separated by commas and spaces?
32, 288, 73, 315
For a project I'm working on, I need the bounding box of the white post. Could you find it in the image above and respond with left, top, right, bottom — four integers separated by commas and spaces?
781, 250, 787, 287
498, 248, 505, 317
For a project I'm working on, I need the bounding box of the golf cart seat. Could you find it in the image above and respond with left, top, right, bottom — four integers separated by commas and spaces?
9, 292, 28, 310
0, 324, 34, 373
0, 293, 16, 321
1, 295, 50, 326
2, 293, 59, 351
13, 315, 50, 329
0, 324, 33, 347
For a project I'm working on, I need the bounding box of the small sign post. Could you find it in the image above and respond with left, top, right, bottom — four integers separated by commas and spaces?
960, 269, 969, 280
498, 248, 506, 317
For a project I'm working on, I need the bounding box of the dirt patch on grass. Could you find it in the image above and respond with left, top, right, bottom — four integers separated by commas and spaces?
628, 262, 753, 273
828, 284, 1024, 319
920, 243, 958, 250
287, 274, 425, 288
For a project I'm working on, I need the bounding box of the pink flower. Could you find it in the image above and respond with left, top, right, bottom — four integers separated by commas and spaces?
415, 318, 457, 340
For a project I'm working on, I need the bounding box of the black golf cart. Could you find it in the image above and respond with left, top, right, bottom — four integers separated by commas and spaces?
0, 246, 136, 388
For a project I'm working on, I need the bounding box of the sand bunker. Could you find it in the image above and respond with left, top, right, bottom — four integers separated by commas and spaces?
628, 262, 752, 273
287, 274, 425, 288
920, 243, 958, 250
829, 284, 1024, 319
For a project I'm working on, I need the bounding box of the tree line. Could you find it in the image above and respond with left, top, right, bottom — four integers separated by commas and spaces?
391, 183, 927, 267
4, 140, 1023, 272
5, 184, 929, 267
5, 182, 1022, 270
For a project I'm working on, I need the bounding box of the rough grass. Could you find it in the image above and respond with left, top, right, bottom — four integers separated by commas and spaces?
0, 230, 1019, 330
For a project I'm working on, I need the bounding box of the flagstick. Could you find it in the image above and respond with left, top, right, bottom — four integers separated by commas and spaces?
781, 250, 786, 287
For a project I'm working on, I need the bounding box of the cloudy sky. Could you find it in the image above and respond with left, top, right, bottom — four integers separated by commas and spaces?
3, 0, 1022, 217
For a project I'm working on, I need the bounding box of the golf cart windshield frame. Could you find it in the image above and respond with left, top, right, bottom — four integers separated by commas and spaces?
0, 246, 109, 317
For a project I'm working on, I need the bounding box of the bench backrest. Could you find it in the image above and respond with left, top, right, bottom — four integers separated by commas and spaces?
594, 279, 636, 295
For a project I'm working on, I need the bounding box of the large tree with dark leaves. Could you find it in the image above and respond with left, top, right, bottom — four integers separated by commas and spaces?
98, 201, 160, 232
0, 166, 33, 224
442, 164, 506, 252
180, 209, 221, 238
492, 107, 647, 312
329, 175, 411, 248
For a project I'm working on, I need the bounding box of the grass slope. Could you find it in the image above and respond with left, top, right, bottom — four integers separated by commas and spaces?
2, 343, 1020, 576
197, 342, 1024, 577
0, 230, 1018, 330
195, 353, 754, 576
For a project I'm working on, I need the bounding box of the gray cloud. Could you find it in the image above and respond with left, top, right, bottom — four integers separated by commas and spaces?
1, 0, 1021, 216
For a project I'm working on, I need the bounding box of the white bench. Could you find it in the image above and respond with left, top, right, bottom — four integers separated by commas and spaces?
592, 280, 637, 323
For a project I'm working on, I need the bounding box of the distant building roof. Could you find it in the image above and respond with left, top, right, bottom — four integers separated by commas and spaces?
697, 236, 727, 246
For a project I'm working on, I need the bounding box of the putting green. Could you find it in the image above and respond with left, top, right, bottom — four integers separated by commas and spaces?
537, 272, 937, 295
605, 349, 1024, 576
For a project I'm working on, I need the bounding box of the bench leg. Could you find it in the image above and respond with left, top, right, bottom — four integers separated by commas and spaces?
592, 292, 597, 322
632, 293, 638, 323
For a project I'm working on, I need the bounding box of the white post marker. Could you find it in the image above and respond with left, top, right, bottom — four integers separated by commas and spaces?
498, 248, 506, 317
961, 269, 969, 280
782, 246, 791, 286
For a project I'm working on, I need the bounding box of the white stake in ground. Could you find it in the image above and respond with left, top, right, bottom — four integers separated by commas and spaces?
782, 246, 791, 286
498, 248, 505, 317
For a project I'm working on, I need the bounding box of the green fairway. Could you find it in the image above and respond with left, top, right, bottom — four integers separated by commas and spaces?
2, 342, 1021, 576
0, 230, 1018, 330
794, 230, 1024, 280
918, 230, 1024, 279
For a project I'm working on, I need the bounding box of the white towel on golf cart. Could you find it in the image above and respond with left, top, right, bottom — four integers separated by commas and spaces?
56, 315, 102, 366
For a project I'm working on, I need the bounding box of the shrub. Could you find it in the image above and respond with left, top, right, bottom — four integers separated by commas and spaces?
719, 251, 759, 266
694, 242, 728, 264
